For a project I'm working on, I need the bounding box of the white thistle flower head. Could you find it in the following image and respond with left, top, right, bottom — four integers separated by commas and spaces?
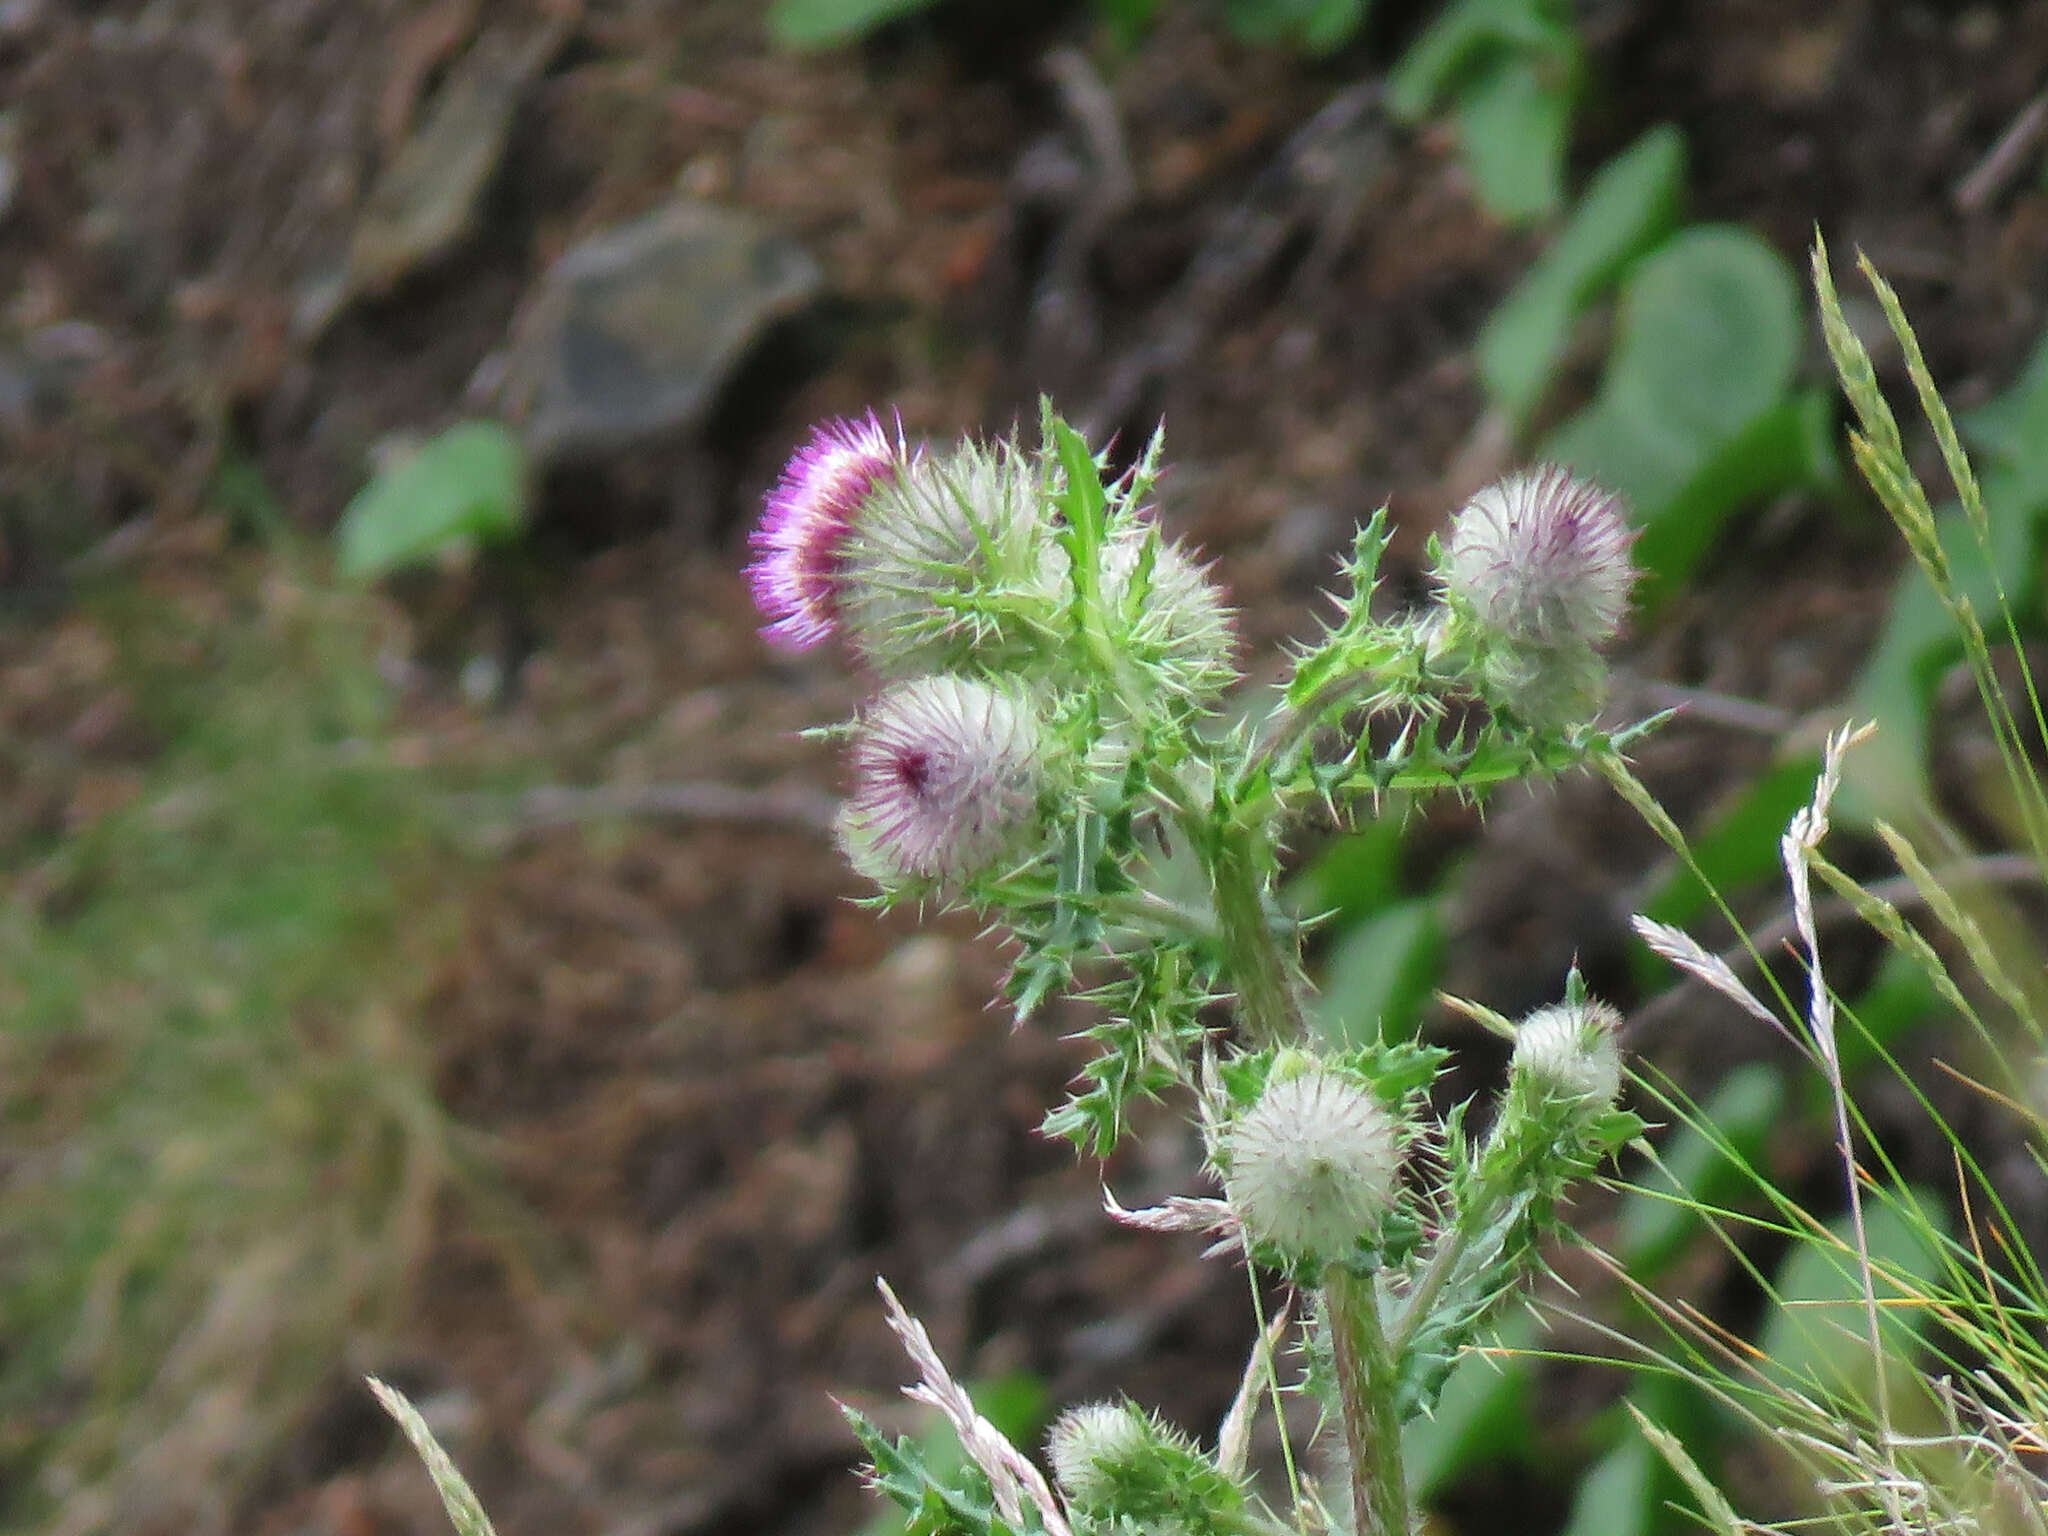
1223, 1068, 1402, 1264
1045, 1402, 1152, 1507
747, 413, 908, 651
839, 674, 1046, 884
1511, 998, 1625, 1109
1441, 465, 1636, 650
839, 435, 1055, 675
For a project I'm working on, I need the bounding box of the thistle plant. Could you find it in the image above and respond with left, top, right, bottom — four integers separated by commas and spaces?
369, 413, 1651, 1535
735, 403, 1652, 1536
352, 252, 2048, 1536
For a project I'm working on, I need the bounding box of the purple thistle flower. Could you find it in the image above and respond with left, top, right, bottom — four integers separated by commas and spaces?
748, 414, 904, 650
841, 675, 1045, 883
1441, 465, 1636, 650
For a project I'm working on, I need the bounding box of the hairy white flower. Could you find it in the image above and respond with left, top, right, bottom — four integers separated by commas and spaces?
1104, 527, 1237, 699
1223, 1069, 1402, 1263
1442, 465, 1635, 650
840, 675, 1045, 884
1511, 999, 1625, 1109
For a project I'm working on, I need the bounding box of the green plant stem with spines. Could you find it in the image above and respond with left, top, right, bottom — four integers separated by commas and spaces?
1324, 1265, 1411, 1536
1202, 822, 1305, 1051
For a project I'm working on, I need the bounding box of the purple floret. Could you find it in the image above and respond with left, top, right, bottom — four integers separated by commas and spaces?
747, 414, 902, 650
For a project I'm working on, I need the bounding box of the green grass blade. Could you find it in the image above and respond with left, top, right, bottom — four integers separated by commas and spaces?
367, 1377, 498, 1536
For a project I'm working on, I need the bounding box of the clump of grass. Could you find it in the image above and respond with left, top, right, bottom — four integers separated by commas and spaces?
0, 553, 488, 1534
1604, 240, 2048, 1533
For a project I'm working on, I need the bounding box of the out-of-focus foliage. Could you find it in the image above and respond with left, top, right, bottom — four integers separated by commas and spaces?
1547, 226, 1837, 608
1218, 0, 1364, 53
767, 0, 1586, 220
336, 420, 526, 581
1387, 0, 1582, 223
0, 554, 487, 1529
767, 0, 942, 50
1757, 1192, 1951, 1405
1478, 127, 1686, 427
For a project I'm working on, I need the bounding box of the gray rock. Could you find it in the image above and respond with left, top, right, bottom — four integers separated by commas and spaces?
346, 28, 554, 297
296, 22, 563, 339
502, 201, 822, 462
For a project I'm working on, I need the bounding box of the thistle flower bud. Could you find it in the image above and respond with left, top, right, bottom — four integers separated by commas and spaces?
1223, 1068, 1402, 1264
1045, 1402, 1153, 1508
1477, 637, 1612, 729
1101, 528, 1237, 701
838, 436, 1055, 676
839, 674, 1046, 885
748, 414, 906, 651
1440, 465, 1635, 652
1044, 1400, 1238, 1532
1510, 998, 1625, 1110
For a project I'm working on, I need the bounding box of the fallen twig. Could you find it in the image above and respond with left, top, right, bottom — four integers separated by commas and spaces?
1956, 89, 2048, 214
453, 780, 840, 848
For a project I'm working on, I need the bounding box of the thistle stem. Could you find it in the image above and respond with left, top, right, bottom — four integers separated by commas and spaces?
1324, 1266, 1410, 1536
1388, 1123, 1527, 1360
1251, 669, 1384, 786
1204, 826, 1305, 1050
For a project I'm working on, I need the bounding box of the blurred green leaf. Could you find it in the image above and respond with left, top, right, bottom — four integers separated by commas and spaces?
1631, 391, 1839, 607
767, 0, 942, 49
1453, 51, 1574, 223
209, 449, 291, 540
1617, 1063, 1784, 1281
1288, 813, 1408, 923
1222, 0, 1366, 52
1478, 126, 1687, 424
1548, 227, 1828, 606
1839, 471, 2041, 821
1559, 225, 1796, 453
1099, 0, 1161, 46
1957, 325, 2048, 486
1312, 899, 1441, 1048
1558, 1430, 1658, 1536
1836, 950, 1943, 1076
336, 421, 525, 581
1387, 0, 1575, 121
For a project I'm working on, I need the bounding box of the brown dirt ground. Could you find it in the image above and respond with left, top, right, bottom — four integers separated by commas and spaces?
7, 1, 2048, 1533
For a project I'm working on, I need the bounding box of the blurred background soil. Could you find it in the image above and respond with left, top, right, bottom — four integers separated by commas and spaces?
4, 2, 2048, 1534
